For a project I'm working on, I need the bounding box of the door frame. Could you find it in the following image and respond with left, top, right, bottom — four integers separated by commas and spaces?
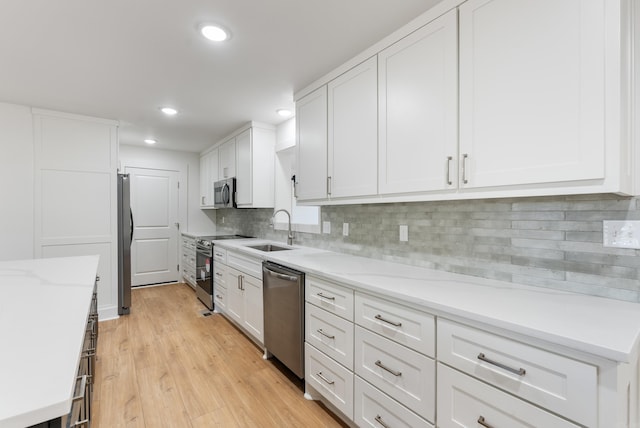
120, 159, 188, 282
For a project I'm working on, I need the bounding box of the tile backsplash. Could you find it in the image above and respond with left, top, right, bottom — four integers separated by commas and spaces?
216, 194, 640, 302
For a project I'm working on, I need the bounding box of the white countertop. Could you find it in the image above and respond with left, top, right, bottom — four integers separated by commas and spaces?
215, 239, 640, 363
0, 256, 99, 428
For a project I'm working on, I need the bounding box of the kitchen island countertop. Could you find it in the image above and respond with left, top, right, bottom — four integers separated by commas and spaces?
0, 255, 99, 428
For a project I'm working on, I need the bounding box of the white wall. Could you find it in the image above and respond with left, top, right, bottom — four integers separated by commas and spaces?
118, 145, 216, 233
0, 102, 34, 260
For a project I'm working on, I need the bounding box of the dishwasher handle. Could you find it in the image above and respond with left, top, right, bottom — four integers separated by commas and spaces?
265, 269, 298, 282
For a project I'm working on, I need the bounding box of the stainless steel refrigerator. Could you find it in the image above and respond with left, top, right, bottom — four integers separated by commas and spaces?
117, 173, 132, 315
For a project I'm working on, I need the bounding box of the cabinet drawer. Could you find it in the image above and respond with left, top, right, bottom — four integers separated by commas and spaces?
437, 319, 596, 427
437, 363, 579, 428
306, 276, 354, 321
227, 250, 261, 279
214, 285, 226, 312
305, 343, 354, 419
355, 292, 434, 357
354, 377, 433, 428
306, 302, 354, 369
213, 263, 227, 287
212, 246, 227, 264
355, 326, 434, 421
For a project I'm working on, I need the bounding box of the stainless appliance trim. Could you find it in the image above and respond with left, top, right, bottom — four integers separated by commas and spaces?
117, 173, 132, 315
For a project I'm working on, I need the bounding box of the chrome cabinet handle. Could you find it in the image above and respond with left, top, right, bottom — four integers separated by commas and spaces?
477, 353, 526, 376
374, 314, 402, 327
215, 252, 224, 257
316, 371, 335, 385
327, 176, 332, 196
215, 271, 223, 277
239, 275, 244, 291
216, 294, 223, 299
374, 415, 391, 428
477, 416, 494, 428
375, 360, 402, 377
317, 329, 335, 339
462, 153, 469, 184
317, 292, 335, 301
446, 155, 453, 185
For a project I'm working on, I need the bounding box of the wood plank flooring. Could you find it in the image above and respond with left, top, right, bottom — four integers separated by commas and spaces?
93, 282, 347, 428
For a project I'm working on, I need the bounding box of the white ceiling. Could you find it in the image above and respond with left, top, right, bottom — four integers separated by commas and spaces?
0, 0, 441, 153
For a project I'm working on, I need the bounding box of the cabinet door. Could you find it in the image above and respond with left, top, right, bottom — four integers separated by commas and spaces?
219, 138, 236, 179
459, 0, 605, 188
242, 273, 263, 343
225, 267, 243, 324
235, 128, 252, 205
296, 86, 328, 201
199, 149, 218, 206
378, 9, 458, 194
328, 56, 378, 198
199, 154, 209, 206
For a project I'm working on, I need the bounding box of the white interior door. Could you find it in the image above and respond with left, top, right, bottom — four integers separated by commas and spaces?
127, 167, 179, 286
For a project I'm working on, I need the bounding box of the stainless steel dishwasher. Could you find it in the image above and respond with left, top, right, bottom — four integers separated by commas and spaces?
262, 261, 305, 379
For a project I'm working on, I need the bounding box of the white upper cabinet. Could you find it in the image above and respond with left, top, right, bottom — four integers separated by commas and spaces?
458, 0, 607, 189
328, 56, 378, 199
236, 124, 276, 208
296, 86, 328, 201
199, 148, 218, 208
219, 138, 236, 179
378, 9, 458, 195
296, 0, 634, 203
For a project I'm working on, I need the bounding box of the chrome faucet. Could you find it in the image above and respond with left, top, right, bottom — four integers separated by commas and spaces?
272, 209, 294, 245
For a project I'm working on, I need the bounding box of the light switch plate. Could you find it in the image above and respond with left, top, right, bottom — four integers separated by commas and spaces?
603, 220, 640, 249
323, 221, 331, 234
343, 223, 349, 236
399, 225, 408, 242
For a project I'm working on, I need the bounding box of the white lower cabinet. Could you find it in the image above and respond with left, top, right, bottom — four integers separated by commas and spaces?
438, 318, 597, 427
354, 377, 433, 428
305, 343, 354, 419
219, 250, 264, 345
305, 302, 354, 369
181, 235, 197, 289
354, 326, 435, 422
303, 277, 636, 428
437, 363, 580, 428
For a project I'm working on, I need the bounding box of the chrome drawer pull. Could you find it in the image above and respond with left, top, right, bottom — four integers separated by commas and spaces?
374, 415, 390, 428
317, 329, 335, 339
216, 294, 223, 299
477, 416, 494, 428
317, 292, 335, 301
316, 371, 335, 385
446, 155, 453, 185
375, 360, 402, 377
477, 353, 526, 376
215, 271, 223, 277
374, 314, 402, 327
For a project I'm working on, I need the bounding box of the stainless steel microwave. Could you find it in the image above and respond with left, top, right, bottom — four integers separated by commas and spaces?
213, 177, 236, 208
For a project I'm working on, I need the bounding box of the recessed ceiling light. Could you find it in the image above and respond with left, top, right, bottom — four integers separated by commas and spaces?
277, 109, 292, 117
144, 139, 157, 145
160, 107, 178, 116
200, 24, 230, 42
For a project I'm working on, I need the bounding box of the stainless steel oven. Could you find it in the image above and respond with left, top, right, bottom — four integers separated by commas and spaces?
195, 238, 214, 310
195, 234, 252, 311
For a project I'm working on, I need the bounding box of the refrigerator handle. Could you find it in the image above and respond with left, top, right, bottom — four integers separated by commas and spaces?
129, 208, 134, 247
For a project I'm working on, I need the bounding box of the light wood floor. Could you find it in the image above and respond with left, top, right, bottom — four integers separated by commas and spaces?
93, 282, 347, 428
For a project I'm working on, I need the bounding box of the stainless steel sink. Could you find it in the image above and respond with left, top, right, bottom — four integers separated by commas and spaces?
246, 244, 292, 252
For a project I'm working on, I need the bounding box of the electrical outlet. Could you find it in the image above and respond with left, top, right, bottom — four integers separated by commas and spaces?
323, 221, 331, 234
399, 225, 408, 242
603, 221, 640, 249
343, 223, 349, 236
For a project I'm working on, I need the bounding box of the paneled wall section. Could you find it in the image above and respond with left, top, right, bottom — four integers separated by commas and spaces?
216, 194, 640, 302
